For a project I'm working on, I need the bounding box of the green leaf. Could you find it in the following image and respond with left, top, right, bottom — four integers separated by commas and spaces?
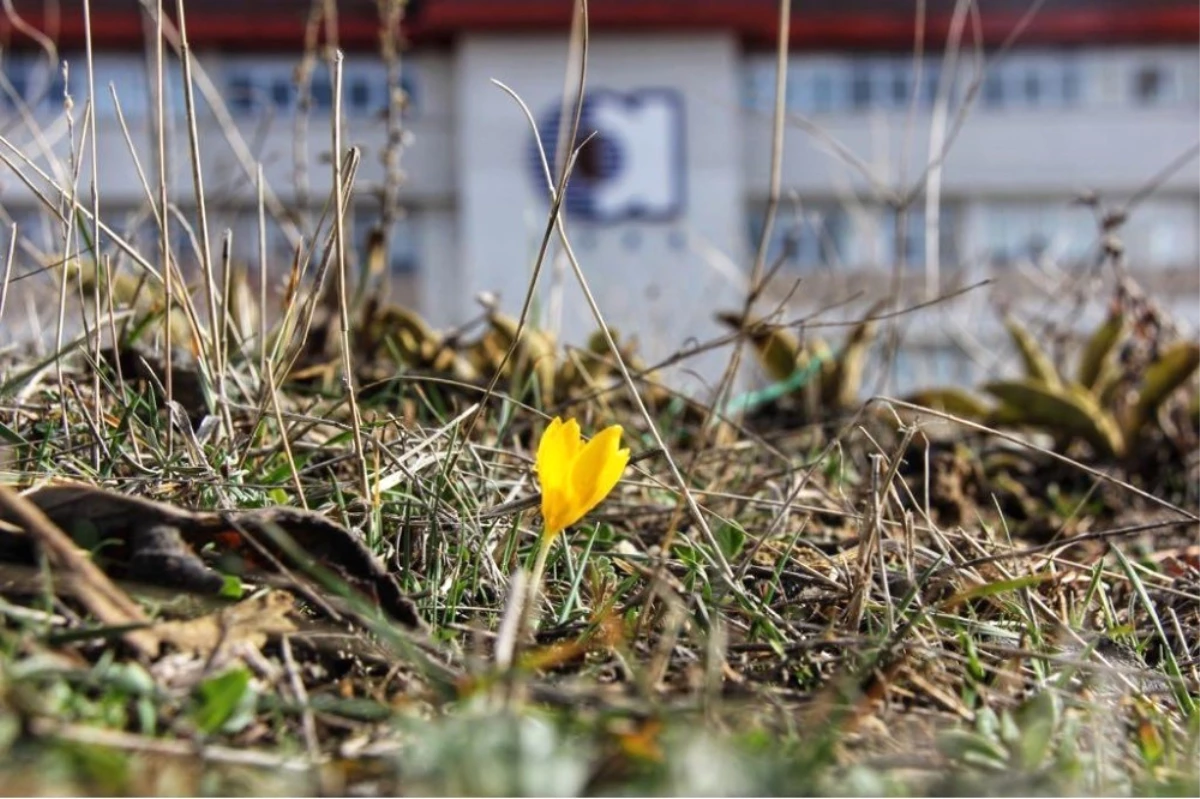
937, 729, 1009, 770
192, 667, 255, 735
0, 330, 91, 396
716, 311, 803, 383
985, 379, 1124, 457
1013, 691, 1057, 770
308, 694, 394, 722
943, 572, 1055, 607
1004, 316, 1062, 388
713, 522, 746, 561
219, 575, 245, 600
1076, 311, 1125, 391
1128, 340, 1200, 438
823, 302, 883, 410
1137, 719, 1165, 767
906, 387, 992, 419
0, 420, 28, 446
975, 706, 1000, 740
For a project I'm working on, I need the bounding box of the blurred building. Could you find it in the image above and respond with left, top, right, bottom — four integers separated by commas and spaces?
1, 1, 1197, 386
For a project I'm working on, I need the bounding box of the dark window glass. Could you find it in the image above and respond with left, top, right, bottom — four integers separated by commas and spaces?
1133, 65, 1164, 104
228, 74, 254, 113
891, 69, 909, 107
850, 66, 872, 109
400, 73, 418, 114
983, 72, 1005, 107
921, 67, 942, 106
890, 206, 959, 268
271, 78, 292, 109
7, 72, 29, 107
813, 74, 833, 112
354, 214, 419, 275
752, 206, 851, 270
1062, 64, 1081, 106
310, 75, 333, 109
1023, 70, 1042, 105
349, 77, 371, 112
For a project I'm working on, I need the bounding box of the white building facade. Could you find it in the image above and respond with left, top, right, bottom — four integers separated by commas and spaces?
2, 1, 1197, 389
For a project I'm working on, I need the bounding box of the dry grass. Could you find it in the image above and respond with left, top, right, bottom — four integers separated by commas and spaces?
0, 0, 1197, 795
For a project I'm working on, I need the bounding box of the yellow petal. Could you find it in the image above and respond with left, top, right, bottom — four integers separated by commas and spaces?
543, 500, 575, 538
536, 417, 568, 492
537, 417, 580, 537
570, 424, 629, 524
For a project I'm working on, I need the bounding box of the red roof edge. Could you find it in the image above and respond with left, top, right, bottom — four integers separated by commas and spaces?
1, 3, 1196, 51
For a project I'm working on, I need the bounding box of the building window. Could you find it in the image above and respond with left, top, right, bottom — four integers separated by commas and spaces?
978, 202, 1095, 267
882, 206, 960, 269
919, 66, 942, 106
164, 63, 198, 119
1132, 64, 1175, 106
741, 67, 774, 111
271, 78, 293, 109
979, 54, 1087, 111
223, 60, 418, 119
748, 203, 852, 271
1, 56, 67, 114
352, 212, 420, 275
812, 73, 835, 113
1061, 63, 1081, 106
1131, 199, 1199, 268
228, 74, 255, 114
743, 51, 1195, 117
1, 206, 59, 255
1022, 69, 1043, 106
310, 74, 334, 109
1134, 66, 1163, 103
348, 77, 372, 112
73, 56, 150, 118
890, 66, 910, 108
983, 71, 1005, 108
850, 65, 872, 110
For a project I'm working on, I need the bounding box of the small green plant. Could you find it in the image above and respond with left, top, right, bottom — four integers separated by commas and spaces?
349, 295, 670, 407
913, 311, 1199, 458
717, 302, 883, 419
937, 691, 1070, 773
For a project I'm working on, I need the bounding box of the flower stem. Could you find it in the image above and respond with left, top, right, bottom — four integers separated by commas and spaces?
522, 531, 554, 639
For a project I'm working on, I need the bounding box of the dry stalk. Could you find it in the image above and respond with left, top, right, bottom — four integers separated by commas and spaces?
377, 0, 410, 301
176, 0, 235, 442
154, 0, 173, 453
329, 52, 373, 516
292, 0, 323, 226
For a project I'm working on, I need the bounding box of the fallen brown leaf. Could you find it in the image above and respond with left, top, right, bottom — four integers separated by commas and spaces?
0, 485, 160, 658
154, 590, 298, 657
0, 482, 425, 630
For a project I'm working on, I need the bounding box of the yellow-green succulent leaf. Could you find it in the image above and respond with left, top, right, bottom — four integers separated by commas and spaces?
1004, 316, 1062, 388
1128, 340, 1200, 438
906, 387, 993, 419
826, 311, 880, 410
984, 378, 1125, 457
1076, 311, 1126, 391
717, 311, 803, 383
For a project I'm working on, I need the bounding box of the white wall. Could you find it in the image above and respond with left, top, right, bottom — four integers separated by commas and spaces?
453, 33, 746, 392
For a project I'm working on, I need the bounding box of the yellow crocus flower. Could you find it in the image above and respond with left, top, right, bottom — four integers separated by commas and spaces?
536, 416, 630, 539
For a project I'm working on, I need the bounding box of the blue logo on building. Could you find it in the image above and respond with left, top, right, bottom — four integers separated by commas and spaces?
529, 89, 686, 223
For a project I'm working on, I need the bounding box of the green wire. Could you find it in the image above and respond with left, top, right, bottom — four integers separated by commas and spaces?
721, 352, 830, 417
